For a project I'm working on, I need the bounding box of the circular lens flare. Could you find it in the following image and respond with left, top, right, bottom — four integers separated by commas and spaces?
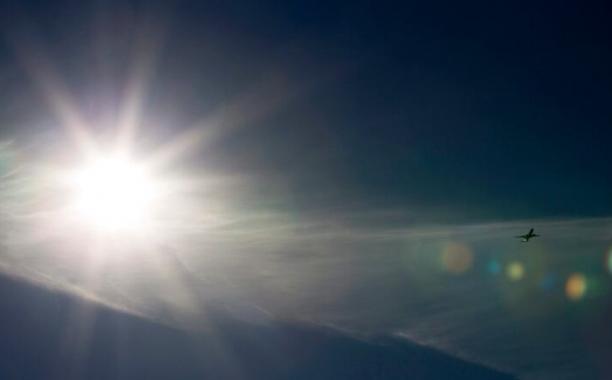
441, 242, 473, 274
506, 262, 525, 281
565, 273, 587, 301
487, 260, 501, 275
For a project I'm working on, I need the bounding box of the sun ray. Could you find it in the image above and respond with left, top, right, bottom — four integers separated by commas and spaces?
147, 72, 297, 169
9, 32, 98, 156
115, 15, 166, 152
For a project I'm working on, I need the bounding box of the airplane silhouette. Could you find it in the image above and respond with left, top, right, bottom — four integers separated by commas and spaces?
515, 228, 539, 242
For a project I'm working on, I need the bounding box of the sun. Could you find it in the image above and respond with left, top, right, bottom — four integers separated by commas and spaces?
69, 154, 159, 233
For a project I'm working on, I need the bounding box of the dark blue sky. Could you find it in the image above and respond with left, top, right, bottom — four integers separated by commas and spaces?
1, 2, 612, 379
1, 0, 611, 222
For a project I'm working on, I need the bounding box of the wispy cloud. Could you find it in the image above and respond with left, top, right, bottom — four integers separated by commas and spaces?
2, 141, 611, 378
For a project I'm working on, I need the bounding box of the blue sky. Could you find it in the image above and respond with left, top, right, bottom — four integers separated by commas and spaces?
2, 0, 612, 221
1, 1, 612, 379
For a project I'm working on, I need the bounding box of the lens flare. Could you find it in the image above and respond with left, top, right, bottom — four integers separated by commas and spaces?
506, 262, 524, 281
487, 260, 501, 275
565, 273, 587, 301
441, 242, 473, 274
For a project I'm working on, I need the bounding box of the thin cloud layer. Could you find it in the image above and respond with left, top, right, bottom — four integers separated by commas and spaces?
1, 153, 611, 378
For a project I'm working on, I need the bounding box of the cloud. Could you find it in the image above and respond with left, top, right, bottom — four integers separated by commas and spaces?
2, 141, 611, 378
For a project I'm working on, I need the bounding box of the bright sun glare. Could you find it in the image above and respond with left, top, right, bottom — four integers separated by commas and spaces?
70, 155, 159, 232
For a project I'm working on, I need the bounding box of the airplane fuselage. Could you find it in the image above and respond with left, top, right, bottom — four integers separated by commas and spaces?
516, 229, 539, 242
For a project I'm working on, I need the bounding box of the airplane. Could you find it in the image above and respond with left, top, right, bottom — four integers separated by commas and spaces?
515, 228, 539, 242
